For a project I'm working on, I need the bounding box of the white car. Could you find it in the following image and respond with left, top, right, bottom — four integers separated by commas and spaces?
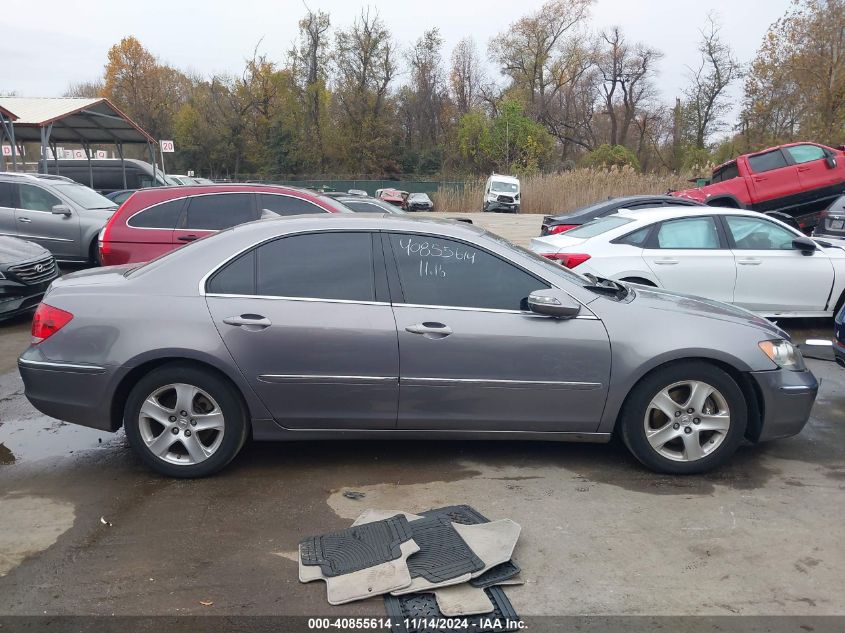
530, 206, 845, 318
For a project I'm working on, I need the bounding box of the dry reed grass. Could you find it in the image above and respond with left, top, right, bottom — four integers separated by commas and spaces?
433, 167, 694, 214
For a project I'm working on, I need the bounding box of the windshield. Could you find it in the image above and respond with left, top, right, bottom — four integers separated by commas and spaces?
566, 216, 633, 238
52, 183, 116, 209
491, 180, 519, 193
409, 193, 430, 201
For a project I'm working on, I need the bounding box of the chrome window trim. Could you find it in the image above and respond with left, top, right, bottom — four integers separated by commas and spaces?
197, 226, 596, 317
126, 195, 191, 230
127, 191, 333, 231
206, 293, 389, 307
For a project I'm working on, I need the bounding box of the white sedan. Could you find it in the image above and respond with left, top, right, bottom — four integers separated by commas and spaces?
530, 206, 845, 318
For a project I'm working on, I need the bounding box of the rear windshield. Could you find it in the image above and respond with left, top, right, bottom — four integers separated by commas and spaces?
52, 183, 116, 210
566, 216, 633, 238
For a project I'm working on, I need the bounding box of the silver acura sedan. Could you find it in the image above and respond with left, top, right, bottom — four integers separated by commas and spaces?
18, 215, 817, 477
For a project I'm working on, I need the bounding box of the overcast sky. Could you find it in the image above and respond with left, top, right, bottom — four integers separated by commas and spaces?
3, 0, 792, 125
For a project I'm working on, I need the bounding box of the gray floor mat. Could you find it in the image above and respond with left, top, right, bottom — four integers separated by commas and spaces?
385, 586, 520, 633
404, 515, 485, 583
470, 559, 522, 588
420, 504, 490, 525
299, 515, 413, 577
300, 539, 420, 605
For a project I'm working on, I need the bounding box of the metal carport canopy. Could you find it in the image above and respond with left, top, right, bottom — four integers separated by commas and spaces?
0, 96, 159, 187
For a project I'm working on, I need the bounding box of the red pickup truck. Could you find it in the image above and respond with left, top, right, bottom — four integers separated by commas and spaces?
671, 142, 845, 229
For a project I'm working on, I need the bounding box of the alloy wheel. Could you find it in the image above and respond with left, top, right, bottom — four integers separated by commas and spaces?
643, 380, 731, 462
138, 383, 225, 465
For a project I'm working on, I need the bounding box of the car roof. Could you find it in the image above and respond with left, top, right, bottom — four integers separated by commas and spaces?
489, 174, 519, 183
232, 212, 485, 237
614, 205, 759, 223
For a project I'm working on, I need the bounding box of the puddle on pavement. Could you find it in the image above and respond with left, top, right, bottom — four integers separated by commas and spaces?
0, 371, 126, 465
0, 418, 126, 465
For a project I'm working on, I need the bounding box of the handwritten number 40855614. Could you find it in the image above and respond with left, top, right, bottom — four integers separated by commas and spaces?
398, 237, 477, 263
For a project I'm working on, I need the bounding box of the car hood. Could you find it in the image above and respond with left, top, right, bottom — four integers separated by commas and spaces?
0, 236, 50, 264
627, 283, 788, 339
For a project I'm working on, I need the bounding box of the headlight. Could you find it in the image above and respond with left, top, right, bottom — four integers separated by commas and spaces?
0, 271, 5, 280
759, 339, 805, 371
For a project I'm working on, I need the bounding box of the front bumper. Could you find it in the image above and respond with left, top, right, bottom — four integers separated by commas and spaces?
483, 201, 520, 213
18, 352, 118, 432
749, 368, 818, 441
0, 277, 54, 320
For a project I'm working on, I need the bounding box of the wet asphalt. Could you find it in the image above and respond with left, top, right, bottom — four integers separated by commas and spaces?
0, 218, 843, 620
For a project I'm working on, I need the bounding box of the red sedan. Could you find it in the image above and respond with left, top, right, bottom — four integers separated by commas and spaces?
99, 184, 350, 265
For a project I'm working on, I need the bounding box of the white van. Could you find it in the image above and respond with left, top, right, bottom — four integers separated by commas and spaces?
483, 174, 520, 213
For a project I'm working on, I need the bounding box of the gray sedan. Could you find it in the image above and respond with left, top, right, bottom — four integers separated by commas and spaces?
18, 215, 817, 477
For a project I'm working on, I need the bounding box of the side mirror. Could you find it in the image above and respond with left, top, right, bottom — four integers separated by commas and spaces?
826, 155, 838, 169
528, 289, 581, 319
792, 236, 817, 255
51, 204, 72, 216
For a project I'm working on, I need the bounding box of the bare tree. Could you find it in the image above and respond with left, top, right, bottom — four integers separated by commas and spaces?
64, 80, 104, 98
291, 6, 331, 167
684, 13, 741, 148
450, 37, 484, 114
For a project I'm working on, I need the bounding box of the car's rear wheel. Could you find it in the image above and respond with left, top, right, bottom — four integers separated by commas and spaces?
619, 361, 747, 474
124, 364, 248, 477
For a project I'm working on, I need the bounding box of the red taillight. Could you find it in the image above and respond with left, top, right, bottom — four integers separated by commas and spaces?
541, 252, 591, 269
31, 304, 74, 344
547, 224, 578, 235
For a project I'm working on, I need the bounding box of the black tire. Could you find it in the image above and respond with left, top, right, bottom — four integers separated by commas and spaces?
124, 363, 249, 478
619, 361, 747, 474
88, 238, 100, 266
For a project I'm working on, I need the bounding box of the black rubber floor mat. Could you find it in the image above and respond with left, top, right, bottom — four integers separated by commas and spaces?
470, 560, 522, 588
420, 504, 489, 525
300, 515, 413, 577
405, 516, 485, 583
385, 586, 520, 633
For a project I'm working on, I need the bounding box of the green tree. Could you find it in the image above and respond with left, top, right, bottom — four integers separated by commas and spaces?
581, 144, 641, 170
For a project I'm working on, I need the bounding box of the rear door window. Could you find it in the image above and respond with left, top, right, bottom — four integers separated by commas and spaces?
748, 150, 789, 173
0, 182, 14, 208
259, 194, 326, 217
128, 198, 186, 229
654, 217, 720, 249
183, 193, 256, 230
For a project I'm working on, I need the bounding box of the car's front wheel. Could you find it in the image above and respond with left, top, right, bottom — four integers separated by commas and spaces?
619, 361, 747, 474
124, 364, 249, 477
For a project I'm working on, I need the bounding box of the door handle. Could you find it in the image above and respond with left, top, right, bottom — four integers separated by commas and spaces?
737, 258, 762, 265
798, 166, 811, 172
17, 217, 32, 223
223, 314, 272, 330
405, 322, 453, 338
753, 176, 767, 182
178, 235, 198, 242
653, 258, 679, 265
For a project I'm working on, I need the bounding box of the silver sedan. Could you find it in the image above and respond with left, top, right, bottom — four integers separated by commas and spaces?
18, 214, 817, 477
